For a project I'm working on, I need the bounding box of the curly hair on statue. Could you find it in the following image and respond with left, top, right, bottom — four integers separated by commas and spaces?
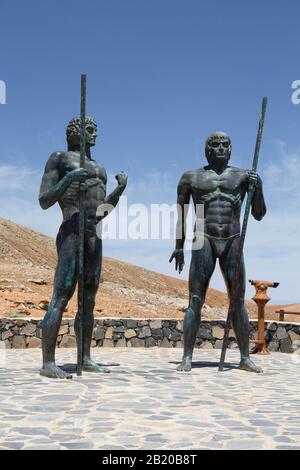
66, 116, 97, 141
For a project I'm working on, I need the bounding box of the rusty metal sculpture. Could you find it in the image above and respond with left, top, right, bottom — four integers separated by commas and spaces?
249, 280, 279, 354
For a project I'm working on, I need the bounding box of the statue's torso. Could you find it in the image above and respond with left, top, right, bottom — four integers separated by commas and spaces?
58, 151, 106, 229
188, 166, 248, 238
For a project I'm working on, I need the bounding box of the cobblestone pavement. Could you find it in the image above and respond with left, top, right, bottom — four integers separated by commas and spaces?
0, 348, 300, 450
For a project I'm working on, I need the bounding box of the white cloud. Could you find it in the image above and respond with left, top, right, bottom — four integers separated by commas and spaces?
0, 165, 61, 236
263, 140, 300, 209
0, 165, 40, 191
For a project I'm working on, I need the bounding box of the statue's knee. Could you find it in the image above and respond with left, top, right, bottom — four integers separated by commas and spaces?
53, 292, 70, 311
188, 294, 203, 313
191, 294, 203, 307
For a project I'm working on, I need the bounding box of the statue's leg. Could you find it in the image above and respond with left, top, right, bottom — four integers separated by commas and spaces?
177, 238, 216, 372
74, 236, 110, 373
219, 238, 263, 373
40, 233, 77, 379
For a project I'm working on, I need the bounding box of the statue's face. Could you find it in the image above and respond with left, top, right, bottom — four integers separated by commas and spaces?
66, 117, 97, 149
205, 134, 231, 164
85, 123, 97, 147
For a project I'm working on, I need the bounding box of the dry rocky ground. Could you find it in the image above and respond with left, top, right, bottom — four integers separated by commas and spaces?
0, 218, 297, 322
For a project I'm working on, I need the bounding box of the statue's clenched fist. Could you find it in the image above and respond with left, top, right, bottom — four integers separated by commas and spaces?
115, 172, 128, 187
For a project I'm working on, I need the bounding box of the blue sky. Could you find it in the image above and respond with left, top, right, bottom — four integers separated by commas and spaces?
0, 0, 300, 303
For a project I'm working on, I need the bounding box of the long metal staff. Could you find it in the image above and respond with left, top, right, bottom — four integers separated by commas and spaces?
218, 97, 268, 372
77, 74, 87, 376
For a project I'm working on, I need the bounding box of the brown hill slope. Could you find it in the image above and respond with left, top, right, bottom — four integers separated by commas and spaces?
0, 218, 291, 321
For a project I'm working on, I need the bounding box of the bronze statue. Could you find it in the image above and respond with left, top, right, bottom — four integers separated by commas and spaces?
170, 131, 266, 373
39, 116, 127, 378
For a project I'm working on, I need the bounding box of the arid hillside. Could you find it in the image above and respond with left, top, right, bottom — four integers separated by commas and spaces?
0, 218, 296, 322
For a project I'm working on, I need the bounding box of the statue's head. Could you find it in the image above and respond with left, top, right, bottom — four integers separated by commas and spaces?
205, 131, 232, 165
66, 116, 97, 150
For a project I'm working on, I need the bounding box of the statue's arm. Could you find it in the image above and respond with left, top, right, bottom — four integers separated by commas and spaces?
169, 173, 191, 273
39, 153, 66, 209
97, 171, 128, 221
104, 171, 128, 208
175, 173, 191, 250
250, 172, 266, 221
39, 152, 87, 210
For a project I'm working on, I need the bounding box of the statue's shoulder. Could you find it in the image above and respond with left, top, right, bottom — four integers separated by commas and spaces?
49, 150, 67, 159
228, 165, 248, 177
179, 168, 204, 182
44, 151, 67, 171
178, 170, 192, 186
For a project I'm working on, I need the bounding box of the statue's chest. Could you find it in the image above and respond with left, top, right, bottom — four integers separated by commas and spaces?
61, 156, 106, 196
63, 157, 99, 179
192, 171, 244, 195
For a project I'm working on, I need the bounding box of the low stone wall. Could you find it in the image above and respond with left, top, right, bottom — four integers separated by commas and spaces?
1, 318, 300, 352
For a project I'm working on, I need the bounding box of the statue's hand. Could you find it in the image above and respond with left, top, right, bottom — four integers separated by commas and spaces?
169, 249, 184, 274
115, 172, 128, 187
67, 168, 90, 183
248, 170, 259, 189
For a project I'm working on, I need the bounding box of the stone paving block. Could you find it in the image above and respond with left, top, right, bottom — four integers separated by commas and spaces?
150, 320, 162, 329
145, 337, 156, 347
58, 325, 69, 336
289, 331, 300, 342
105, 327, 114, 339
1, 349, 300, 450
125, 329, 136, 339
130, 338, 145, 347
2, 330, 13, 341
93, 326, 104, 341
268, 340, 279, 352
59, 336, 77, 348
27, 337, 42, 348
200, 341, 214, 349
138, 326, 151, 338
197, 327, 212, 340
11, 336, 26, 349
152, 329, 163, 340
280, 338, 293, 353
125, 320, 139, 329
21, 324, 37, 336
212, 326, 224, 339
277, 327, 289, 341
161, 338, 172, 348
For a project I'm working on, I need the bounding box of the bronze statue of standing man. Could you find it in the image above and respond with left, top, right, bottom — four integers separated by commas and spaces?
170, 131, 266, 373
39, 117, 127, 378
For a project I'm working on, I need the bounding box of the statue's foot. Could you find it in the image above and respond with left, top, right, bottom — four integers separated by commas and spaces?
177, 357, 192, 372
239, 358, 263, 374
40, 364, 72, 379
82, 358, 111, 373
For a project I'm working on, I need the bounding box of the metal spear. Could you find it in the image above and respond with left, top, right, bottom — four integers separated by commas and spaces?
77, 74, 87, 376
218, 97, 268, 372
